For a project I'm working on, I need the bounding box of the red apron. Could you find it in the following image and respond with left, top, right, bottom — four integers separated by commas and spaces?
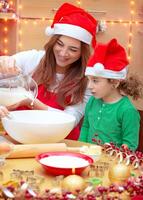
17, 84, 80, 140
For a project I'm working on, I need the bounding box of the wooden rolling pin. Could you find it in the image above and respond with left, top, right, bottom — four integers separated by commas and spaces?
7, 143, 81, 158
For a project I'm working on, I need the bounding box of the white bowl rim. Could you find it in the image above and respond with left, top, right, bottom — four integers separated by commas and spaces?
2, 110, 76, 125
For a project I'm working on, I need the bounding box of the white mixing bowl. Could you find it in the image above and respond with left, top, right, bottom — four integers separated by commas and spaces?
1, 110, 76, 144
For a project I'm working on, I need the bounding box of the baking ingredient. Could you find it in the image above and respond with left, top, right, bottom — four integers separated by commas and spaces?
0, 142, 12, 155
80, 145, 102, 155
62, 175, 86, 193
40, 155, 89, 168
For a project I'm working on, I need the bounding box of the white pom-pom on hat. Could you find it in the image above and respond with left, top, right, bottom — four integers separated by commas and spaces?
93, 63, 104, 71
85, 63, 105, 76
45, 26, 54, 36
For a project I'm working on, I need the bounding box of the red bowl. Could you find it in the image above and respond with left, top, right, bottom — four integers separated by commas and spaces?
36, 151, 94, 176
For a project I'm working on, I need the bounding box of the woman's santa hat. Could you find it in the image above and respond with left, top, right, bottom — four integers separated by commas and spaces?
45, 3, 97, 46
85, 38, 129, 79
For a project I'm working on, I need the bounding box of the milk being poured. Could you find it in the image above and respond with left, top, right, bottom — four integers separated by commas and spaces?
0, 87, 34, 106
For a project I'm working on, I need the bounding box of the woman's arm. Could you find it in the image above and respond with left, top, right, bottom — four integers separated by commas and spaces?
0, 56, 21, 77
0, 50, 45, 77
6, 98, 49, 110
12, 49, 45, 75
64, 88, 91, 126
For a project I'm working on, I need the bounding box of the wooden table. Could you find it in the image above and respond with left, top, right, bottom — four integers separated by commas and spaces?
0, 139, 90, 185
0, 138, 141, 200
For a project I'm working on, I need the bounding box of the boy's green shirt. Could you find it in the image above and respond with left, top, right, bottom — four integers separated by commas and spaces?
79, 96, 140, 150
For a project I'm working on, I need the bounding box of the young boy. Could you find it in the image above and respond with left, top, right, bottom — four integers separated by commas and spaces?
79, 38, 142, 151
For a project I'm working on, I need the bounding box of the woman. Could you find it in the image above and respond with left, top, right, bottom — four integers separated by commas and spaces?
0, 3, 97, 140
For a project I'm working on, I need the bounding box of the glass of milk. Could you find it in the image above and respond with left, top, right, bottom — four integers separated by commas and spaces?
0, 74, 38, 106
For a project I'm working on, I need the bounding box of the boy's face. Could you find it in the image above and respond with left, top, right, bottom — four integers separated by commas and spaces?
87, 76, 115, 101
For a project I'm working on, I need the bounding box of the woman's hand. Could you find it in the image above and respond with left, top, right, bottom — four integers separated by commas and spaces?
7, 98, 49, 110
0, 56, 21, 75
7, 98, 31, 110
0, 105, 10, 118
7, 102, 22, 111
30, 98, 49, 110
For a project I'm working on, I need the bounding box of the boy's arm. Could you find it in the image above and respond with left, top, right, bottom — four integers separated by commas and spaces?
78, 103, 90, 142
122, 108, 140, 151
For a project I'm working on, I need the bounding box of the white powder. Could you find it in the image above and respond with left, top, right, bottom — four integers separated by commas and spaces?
0, 87, 34, 106
80, 145, 102, 155
40, 155, 89, 168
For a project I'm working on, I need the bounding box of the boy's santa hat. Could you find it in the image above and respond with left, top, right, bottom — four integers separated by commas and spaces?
45, 3, 97, 46
85, 38, 129, 79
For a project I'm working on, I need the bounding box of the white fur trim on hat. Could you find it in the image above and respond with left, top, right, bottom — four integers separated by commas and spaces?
45, 26, 54, 35
45, 23, 92, 44
85, 63, 127, 79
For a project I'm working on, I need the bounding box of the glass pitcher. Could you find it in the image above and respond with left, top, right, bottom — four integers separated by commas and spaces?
0, 74, 38, 107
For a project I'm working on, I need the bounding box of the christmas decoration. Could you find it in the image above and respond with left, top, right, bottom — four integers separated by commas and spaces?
108, 162, 131, 184
97, 20, 107, 33
0, 50, 4, 56
0, 0, 15, 13
103, 143, 143, 169
0, 173, 143, 199
92, 134, 143, 170
138, 6, 143, 35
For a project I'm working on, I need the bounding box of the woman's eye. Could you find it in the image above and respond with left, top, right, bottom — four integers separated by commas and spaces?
57, 41, 63, 46
69, 48, 78, 52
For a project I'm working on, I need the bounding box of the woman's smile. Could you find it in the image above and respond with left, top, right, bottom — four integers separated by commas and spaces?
53, 35, 81, 71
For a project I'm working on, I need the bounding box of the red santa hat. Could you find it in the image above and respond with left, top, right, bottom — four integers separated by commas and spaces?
45, 3, 97, 46
85, 38, 129, 79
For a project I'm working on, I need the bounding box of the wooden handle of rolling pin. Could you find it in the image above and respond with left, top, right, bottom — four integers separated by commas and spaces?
7, 143, 81, 158
8, 143, 67, 158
